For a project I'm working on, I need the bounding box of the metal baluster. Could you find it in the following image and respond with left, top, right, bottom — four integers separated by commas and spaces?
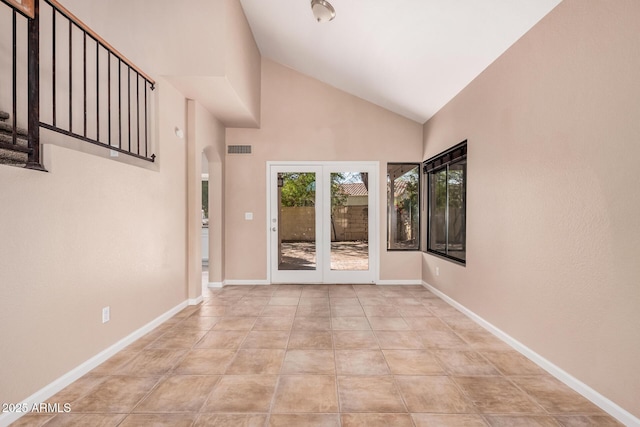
12, 9, 17, 146
83, 31, 86, 137
136, 73, 140, 155
68, 19, 72, 132
127, 66, 131, 153
96, 40, 99, 142
118, 58, 122, 149
52, 8, 56, 126
107, 50, 111, 147
144, 82, 148, 158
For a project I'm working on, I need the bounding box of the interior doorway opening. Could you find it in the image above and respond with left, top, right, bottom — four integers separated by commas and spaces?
201, 153, 210, 289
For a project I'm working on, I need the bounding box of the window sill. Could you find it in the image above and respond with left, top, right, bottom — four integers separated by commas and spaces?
424, 249, 466, 266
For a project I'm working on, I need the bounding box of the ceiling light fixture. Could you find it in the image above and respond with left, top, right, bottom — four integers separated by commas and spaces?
311, 0, 335, 23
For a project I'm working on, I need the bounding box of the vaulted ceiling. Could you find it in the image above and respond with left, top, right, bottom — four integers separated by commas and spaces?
240, 0, 562, 123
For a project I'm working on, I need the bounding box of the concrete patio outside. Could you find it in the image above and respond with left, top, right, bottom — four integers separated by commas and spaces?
279, 241, 369, 271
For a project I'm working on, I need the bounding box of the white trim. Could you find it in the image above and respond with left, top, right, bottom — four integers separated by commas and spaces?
268, 164, 324, 284
0, 300, 188, 427
422, 281, 640, 427
208, 281, 224, 288
265, 163, 272, 285
376, 279, 423, 285
188, 295, 203, 305
223, 279, 271, 286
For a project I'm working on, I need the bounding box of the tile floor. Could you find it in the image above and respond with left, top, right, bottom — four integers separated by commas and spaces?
13, 285, 621, 426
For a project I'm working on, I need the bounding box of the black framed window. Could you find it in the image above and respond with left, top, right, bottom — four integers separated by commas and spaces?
387, 163, 420, 250
424, 141, 467, 264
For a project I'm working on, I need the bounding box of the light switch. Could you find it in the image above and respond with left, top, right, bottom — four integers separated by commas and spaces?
245, 212, 253, 220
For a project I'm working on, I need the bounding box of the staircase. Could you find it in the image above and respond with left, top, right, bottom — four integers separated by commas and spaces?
0, 110, 29, 167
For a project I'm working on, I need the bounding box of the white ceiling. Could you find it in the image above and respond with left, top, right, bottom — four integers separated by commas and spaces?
240, 0, 562, 123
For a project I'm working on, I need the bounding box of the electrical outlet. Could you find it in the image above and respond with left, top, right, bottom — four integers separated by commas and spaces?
102, 306, 110, 323
436, 266, 440, 276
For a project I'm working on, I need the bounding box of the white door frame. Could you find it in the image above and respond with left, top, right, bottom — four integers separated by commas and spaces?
268, 165, 324, 283
267, 161, 379, 284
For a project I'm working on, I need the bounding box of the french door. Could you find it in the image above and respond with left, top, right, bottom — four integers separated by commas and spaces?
268, 162, 378, 284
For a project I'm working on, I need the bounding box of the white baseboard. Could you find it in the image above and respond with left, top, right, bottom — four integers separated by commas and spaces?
223, 279, 271, 286
0, 300, 189, 427
376, 279, 423, 285
188, 295, 203, 305
208, 281, 224, 288
422, 281, 640, 427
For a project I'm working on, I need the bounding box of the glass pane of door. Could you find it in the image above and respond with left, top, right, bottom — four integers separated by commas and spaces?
330, 172, 369, 271
278, 172, 317, 271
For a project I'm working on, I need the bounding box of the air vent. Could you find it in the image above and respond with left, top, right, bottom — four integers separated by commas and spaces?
227, 145, 252, 154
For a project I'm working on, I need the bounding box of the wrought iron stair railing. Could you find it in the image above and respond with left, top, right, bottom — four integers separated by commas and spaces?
0, 0, 157, 171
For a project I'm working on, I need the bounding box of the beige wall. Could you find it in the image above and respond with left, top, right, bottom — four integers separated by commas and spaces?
422, 0, 640, 418
187, 100, 226, 294
57, 0, 225, 77
224, 0, 262, 127
0, 77, 188, 405
226, 59, 423, 282
206, 149, 226, 285
58, 0, 261, 127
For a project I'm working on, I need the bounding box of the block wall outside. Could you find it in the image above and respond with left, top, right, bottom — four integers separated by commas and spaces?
280, 206, 368, 242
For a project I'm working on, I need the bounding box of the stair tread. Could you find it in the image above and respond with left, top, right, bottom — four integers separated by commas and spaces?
0, 148, 28, 165
0, 133, 29, 148
0, 115, 29, 167
0, 121, 28, 136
